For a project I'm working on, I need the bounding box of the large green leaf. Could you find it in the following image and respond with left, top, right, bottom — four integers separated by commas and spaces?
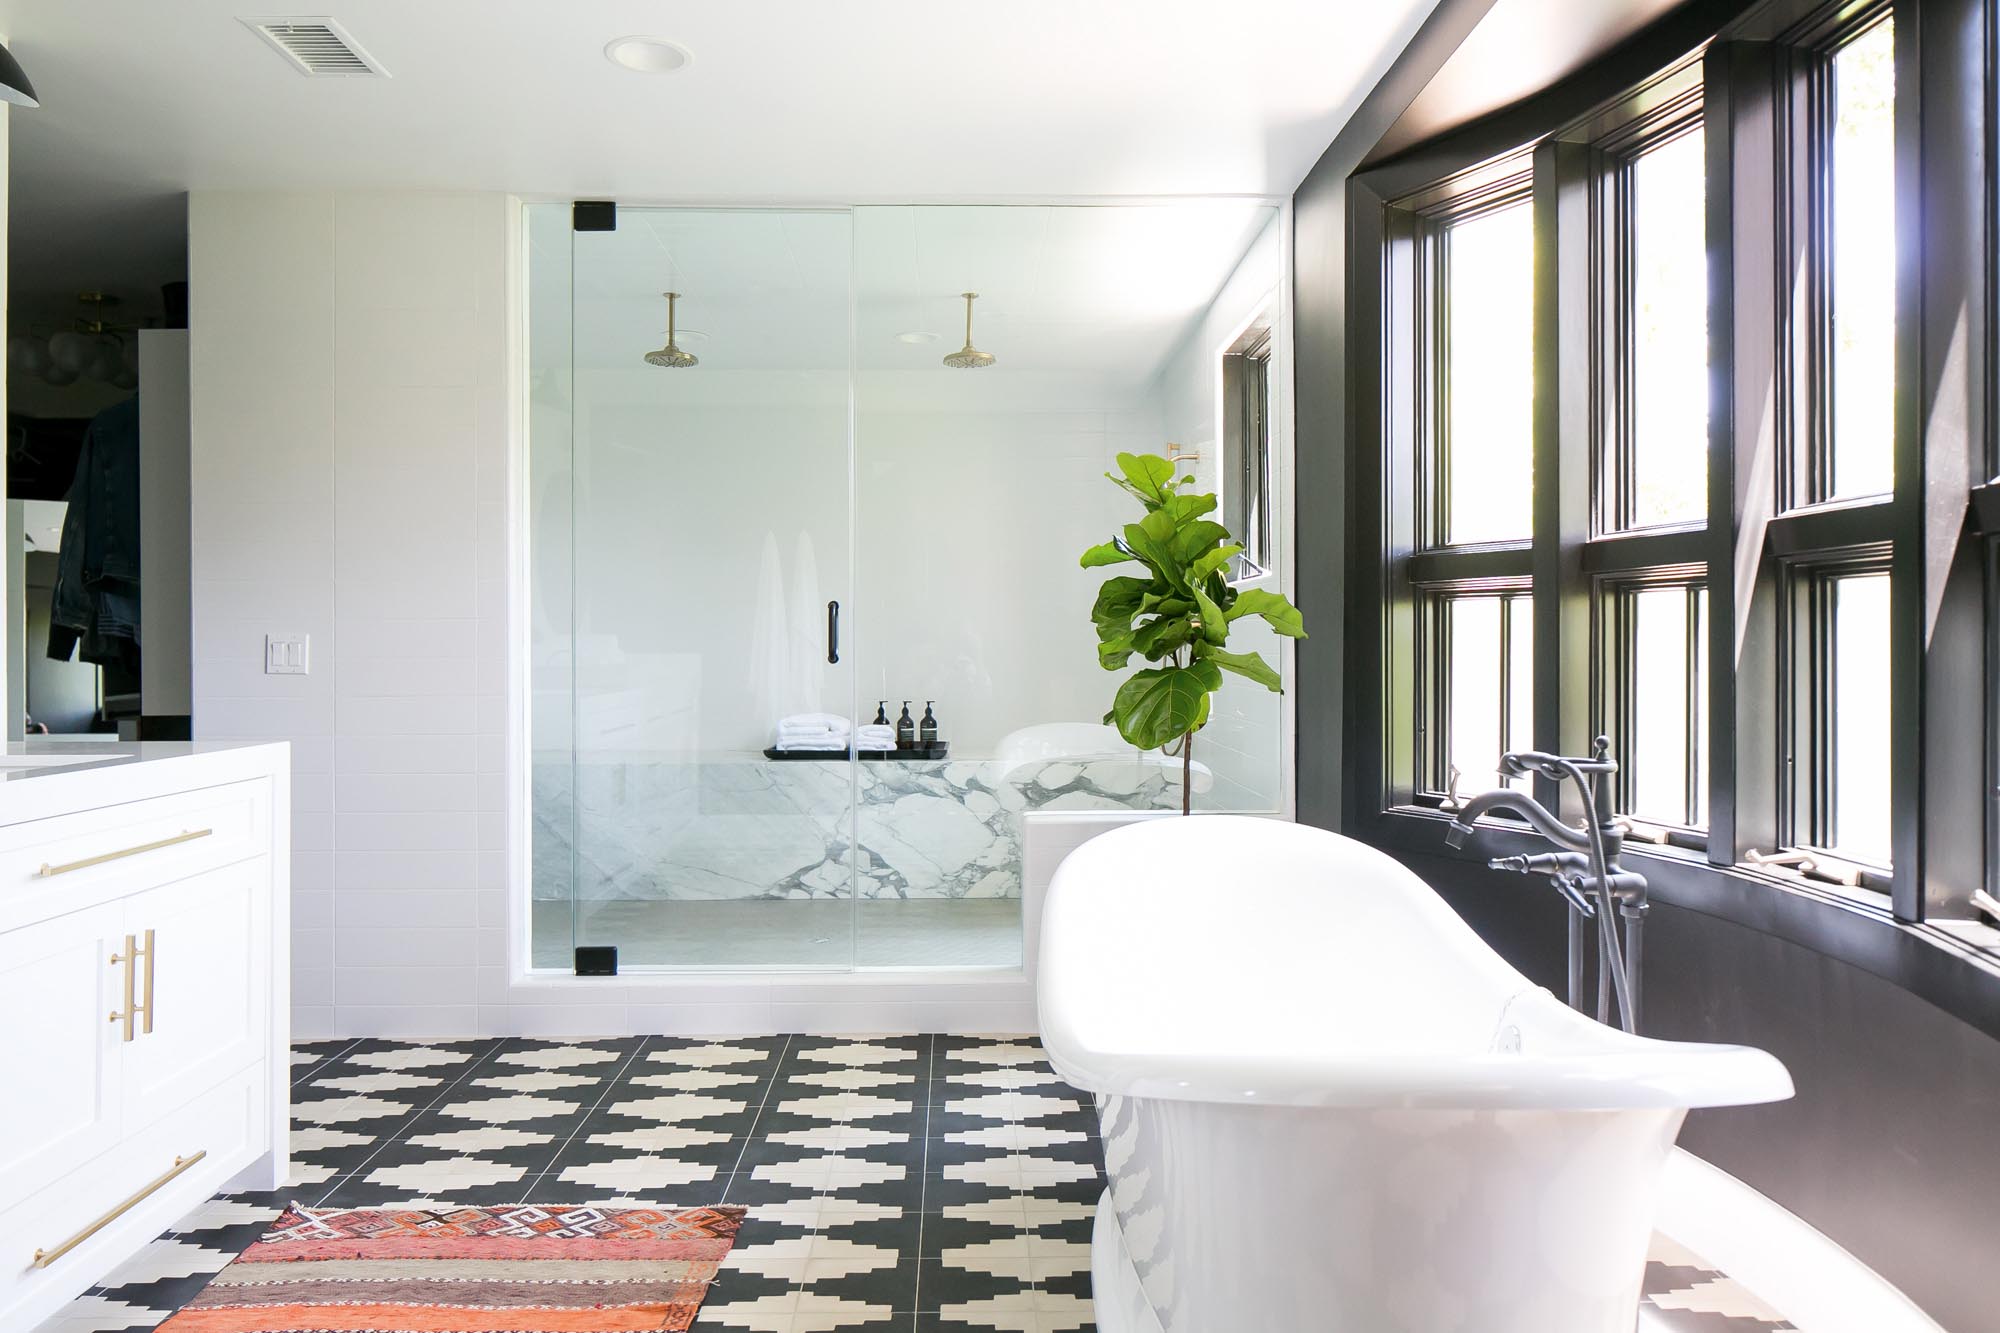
1132, 613, 1195, 658
1200, 645, 1283, 691
1105, 453, 1176, 508
1188, 543, 1244, 585
1170, 519, 1232, 567
1080, 539, 1135, 569
1121, 511, 1185, 587
1091, 576, 1152, 637
1190, 583, 1230, 645
1097, 632, 1137, 671
1160, 492, 1218, 526
1226, 587, 1307, 638
1110, 661, 1224, 749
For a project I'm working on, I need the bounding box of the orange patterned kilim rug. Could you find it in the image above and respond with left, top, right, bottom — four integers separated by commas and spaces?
156, 1202, 747, 1332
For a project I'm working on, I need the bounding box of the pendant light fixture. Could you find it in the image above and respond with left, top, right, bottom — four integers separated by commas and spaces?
643, 291, 698, 368
942, 292, 995, 369
0, 41, 38, 107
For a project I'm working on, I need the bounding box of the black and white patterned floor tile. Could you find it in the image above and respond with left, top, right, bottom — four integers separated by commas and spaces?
39, 1036, 1800, 1333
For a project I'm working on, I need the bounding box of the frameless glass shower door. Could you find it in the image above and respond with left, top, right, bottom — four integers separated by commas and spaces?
528, 199, 1286, 974
531, 205, 858, 969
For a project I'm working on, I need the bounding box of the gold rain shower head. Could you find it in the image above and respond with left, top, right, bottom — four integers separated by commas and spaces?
942, 292, 995, 369
644, 291, 698, 368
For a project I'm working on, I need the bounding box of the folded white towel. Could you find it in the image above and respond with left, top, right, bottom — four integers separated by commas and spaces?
778, 712, 849, 733
775, 736, 850, 753
855, 725, 896, 750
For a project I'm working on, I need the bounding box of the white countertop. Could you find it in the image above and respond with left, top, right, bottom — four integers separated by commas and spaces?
0, 741, 289, 823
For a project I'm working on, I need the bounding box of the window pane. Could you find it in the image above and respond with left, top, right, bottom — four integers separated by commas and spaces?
1440, 594, 1532, 797
1693, 586, 1709, 826
1828, 20, 1896, 500
1444, 203, 1535, 545
1828, 572, 1890, 863
1629, 130, 1709, 528
1446, 597, 1503, 795
1627, 586, 1705, 826
1222, 331, 1273, 573
1507, 595, 1533, 783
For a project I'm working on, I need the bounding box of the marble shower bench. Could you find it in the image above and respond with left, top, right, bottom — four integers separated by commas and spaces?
533, 751, 1186, 902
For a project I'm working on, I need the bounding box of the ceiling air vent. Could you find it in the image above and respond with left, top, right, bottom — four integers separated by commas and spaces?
242, 17, 388, 77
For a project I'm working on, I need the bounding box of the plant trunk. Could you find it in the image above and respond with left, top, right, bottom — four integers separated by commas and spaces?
1182, 730, 1193, 816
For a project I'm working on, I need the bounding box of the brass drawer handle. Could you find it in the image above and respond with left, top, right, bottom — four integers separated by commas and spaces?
139, 928, 155, 1035
37, 828, 212, 879
31, 1150, 207, 1269
107, 929, 156, 1041
109, 934, 136, 1041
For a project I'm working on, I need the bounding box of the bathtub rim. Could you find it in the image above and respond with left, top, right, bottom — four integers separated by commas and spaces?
1038, 813, 1796, 1111
1042, 1036, 1795, 1110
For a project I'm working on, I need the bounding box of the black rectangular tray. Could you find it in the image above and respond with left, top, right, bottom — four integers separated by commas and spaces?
764, 741, 950, 762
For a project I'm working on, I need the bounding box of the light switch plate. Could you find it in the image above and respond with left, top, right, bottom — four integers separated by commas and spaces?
265, 634, 310, 675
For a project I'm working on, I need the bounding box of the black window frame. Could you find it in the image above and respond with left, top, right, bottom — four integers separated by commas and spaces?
1338, 0, 1997, 988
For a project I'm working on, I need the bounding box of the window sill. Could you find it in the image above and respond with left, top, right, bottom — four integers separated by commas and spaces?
1361, 804, 2000, 1042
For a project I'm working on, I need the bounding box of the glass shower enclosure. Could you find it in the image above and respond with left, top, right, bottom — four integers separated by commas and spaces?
528, 201, 1284, 973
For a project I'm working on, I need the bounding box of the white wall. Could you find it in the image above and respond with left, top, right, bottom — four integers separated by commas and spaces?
190, 191, 513, 1039
1152, 212, 1291, 811
854, 373, 1160, 753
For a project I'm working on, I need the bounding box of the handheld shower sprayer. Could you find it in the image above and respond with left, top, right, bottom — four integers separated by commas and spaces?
1442, 737, 1649, 1033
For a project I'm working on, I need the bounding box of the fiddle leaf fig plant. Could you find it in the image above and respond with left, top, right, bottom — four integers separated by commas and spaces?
1081, 452, 1306, 814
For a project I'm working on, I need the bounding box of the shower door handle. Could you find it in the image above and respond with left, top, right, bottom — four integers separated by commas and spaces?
826, 601, 840, 664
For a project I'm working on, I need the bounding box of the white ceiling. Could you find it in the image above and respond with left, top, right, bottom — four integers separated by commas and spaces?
2, 0, 1439, 313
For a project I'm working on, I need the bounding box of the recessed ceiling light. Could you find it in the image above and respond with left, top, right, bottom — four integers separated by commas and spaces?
896, 331, 940, 345
604, 36, 691, 73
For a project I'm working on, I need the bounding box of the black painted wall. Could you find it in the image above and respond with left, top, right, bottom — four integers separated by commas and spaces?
1291, 1, 2000, 1327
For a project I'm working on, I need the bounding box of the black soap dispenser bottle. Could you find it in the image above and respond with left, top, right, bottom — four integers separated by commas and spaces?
895, 701, 916, 750
873, 700, 891, 727
919, 701, 939, 751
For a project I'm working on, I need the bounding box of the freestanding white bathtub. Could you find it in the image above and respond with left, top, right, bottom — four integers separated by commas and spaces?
1038, 815, 1793, 1333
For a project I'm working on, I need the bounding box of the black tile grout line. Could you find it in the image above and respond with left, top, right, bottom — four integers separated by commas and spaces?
912, 1033, 936, 1331
290, 1037, 367, 1088
718, 1034, 795, 1208
308, 1038, 512, 1206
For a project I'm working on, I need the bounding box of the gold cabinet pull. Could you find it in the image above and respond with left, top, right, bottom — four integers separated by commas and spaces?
31, 1150, 206, 1269
38, 828, 212, 879
108, 934, 137, 1042
136, 928, 155, 1035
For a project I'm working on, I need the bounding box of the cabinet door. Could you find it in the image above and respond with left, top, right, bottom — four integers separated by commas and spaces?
0, 901, 127, 1205
120, 857, 269, 1125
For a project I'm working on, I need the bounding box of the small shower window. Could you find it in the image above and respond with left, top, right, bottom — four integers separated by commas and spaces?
1221, 317, 1274, 579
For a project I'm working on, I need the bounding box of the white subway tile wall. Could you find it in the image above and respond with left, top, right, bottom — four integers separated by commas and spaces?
191, 191, 511, 1039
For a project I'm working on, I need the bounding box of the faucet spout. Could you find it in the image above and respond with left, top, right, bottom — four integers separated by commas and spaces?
1444, 788, 1589, 851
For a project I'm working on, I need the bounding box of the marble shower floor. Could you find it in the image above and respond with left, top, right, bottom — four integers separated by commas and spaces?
532, 898, 1025, 971
37, 1036, 1808, 1333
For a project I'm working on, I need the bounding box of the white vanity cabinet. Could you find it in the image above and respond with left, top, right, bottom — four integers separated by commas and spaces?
0, 744, 289, 1332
